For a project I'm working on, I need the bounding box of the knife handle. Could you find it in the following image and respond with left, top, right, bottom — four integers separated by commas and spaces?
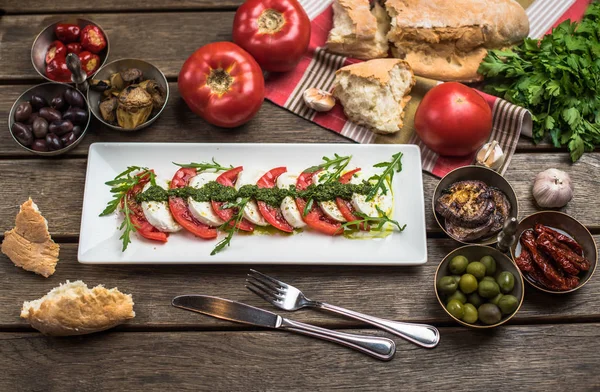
280, 318, 395, 361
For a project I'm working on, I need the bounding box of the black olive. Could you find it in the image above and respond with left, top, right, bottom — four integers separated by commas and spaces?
49, 120, 73, 136
60, 131, 77, 146
51, 95, 66, 110
72, 125, 83, 138
45, 133, 63, 151
63, 107, 88, 124
64, 88, 85, 108
39, 107, 63, 123
26, 112, 40, 125
12, 122, 33, 146
31, 139, 49, 152
14, 102, 32, 123
30, 95, 48, 111
32, 117, 49, 139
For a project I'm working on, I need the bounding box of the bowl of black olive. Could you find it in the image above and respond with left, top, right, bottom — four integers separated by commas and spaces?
8, 83, 90, 156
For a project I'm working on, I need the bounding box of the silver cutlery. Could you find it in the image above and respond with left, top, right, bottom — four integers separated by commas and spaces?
246, 269, 440, 348
172, 295, 396, 361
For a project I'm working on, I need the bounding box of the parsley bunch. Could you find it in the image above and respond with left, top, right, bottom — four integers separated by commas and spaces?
478, 2, 600, 161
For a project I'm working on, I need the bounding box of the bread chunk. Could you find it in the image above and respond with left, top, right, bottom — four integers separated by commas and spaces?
1, 198, 59, 277
333, 59, 415, 134
21, 280, 135, 336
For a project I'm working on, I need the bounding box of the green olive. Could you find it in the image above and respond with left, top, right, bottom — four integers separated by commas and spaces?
462, 303, 478, 324
450, 275, 462, 284
449, 255, 469, 274
447, 290, 467, 304
459, 274, 478, 294
446, 299, 465, 319
498, 295, 519, 315
437, 276, 458, 295
466, 261, 487, 280
478, 280, 500, 299
489, 293, 504, 306
467, 292, 483, 308
497, 271, 516, 294
480, 255, 497, 276
482, 276, 496, 283
478, 303, 502, 325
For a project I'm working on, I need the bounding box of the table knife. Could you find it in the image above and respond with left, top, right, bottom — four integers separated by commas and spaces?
172, 295, 395, 361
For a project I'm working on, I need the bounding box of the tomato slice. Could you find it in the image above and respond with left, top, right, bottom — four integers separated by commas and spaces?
256, 167, 293, 233
168, 167, 218, 239
335, 168, 368, 230
124, 172, 168, 243
212, 166, 254, 232
295, 169, 342, 236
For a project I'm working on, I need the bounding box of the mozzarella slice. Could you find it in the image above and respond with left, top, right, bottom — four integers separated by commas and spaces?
312, 171, 346, 222
276, 173, 306, 228
234, 169, 268, 226
350, 171, 393, 218
188, 172, 225, 227
141, 179, 182, 233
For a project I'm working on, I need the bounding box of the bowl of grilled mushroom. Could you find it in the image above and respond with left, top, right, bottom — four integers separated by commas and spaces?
87, 58, 168, 131
432, 165, 519, 245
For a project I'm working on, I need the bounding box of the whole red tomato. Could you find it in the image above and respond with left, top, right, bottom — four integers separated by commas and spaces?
414, 82, 492, 156
232, 0, 310, 73
178, 42, 265, 128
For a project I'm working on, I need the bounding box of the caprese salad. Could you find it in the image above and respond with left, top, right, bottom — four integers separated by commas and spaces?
100, 152, 406, 255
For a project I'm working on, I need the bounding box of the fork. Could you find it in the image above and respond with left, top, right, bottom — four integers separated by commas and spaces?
246, 269, 440, 348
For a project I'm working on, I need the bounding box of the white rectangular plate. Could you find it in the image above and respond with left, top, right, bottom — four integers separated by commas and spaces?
79, 143, 427, 265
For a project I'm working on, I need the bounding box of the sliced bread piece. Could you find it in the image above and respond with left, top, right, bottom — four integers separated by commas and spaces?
333, 58, 415, 134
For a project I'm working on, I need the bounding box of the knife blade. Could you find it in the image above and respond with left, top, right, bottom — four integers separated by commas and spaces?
172, 295, 396, 361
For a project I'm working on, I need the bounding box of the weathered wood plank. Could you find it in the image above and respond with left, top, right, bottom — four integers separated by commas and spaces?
1, 324, 599, 391
0, 153, 598, 240
1, 239, 598, 328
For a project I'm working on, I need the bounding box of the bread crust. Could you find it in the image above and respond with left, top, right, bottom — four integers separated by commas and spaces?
1, 198, 59, 277
386, 0, 529, 81
21, 281, 135, 336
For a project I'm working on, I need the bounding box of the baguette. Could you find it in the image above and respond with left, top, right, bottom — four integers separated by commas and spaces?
326, 0, 390, 59
385, 0, 529, 81
333, 59, 415, 134
21, 280, 135, 336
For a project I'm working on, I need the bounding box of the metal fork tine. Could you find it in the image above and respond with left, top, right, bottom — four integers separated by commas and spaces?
249, 269, 288, 289
245, 283, 280, 305
247, 271, 285, 293
246, 276, 284, 299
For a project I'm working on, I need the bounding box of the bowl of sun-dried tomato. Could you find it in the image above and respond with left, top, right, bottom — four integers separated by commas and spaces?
510, 211, 597, 294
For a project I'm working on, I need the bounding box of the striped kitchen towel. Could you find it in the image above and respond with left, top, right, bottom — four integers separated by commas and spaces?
264, 0, 591, 177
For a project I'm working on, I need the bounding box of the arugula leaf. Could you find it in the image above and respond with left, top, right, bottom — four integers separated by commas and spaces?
174, 158, 232, 172
210, 198, 249, 256
366, 152, 403, 201
301, 154, 351, 216
340, 206, 406, 233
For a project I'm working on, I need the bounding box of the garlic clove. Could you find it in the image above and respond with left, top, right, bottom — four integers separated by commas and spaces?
303, 88, 335, 112
532, 168, 574, 208
475, 140, 505, 171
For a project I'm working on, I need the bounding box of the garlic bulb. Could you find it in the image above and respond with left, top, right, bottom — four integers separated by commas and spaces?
476, 140, 505, 171
532, 168, 574, 208
303, 88, 335, 112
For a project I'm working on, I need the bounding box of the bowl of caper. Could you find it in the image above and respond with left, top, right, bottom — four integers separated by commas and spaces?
434, 245, 524, 328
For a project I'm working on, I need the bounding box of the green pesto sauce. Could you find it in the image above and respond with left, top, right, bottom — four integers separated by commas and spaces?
136, 180, 373, 207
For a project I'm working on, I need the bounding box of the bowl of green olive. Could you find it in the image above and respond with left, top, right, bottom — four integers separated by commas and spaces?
435, 245, 524, 328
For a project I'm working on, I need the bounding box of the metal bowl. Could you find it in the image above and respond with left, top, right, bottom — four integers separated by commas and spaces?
435, 245, 524, 328
8, 83, 91, 156
87, 58, 169, 131
432, 165, 519, 245
31, 18, 110, 83
509, 211, 597, 294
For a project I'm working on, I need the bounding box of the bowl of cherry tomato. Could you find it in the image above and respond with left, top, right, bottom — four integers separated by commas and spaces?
31, 18, 109, 83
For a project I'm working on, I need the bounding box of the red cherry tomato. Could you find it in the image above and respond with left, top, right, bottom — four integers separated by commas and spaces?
78, 51, 101, 76
414, 82, 492, 157
54, 23, 80, 43
45, 57, 71, 82
124, 173, 168, 243
295, 171, 342, 236
66, 42, 82, 55
178, 42, 265, 128
80, 25, 107, 53
256, 167, 294, 233
45, 41, 66, 64
334, 168, 368, 230
211, 167, 254, 232
232, 0, 311, 72
169, 168, 218, 239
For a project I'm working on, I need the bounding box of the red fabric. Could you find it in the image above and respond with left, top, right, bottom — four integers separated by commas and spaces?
546, 0, 592, 34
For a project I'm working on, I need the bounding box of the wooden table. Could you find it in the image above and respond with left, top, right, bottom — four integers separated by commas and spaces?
1, 2, 599, 391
